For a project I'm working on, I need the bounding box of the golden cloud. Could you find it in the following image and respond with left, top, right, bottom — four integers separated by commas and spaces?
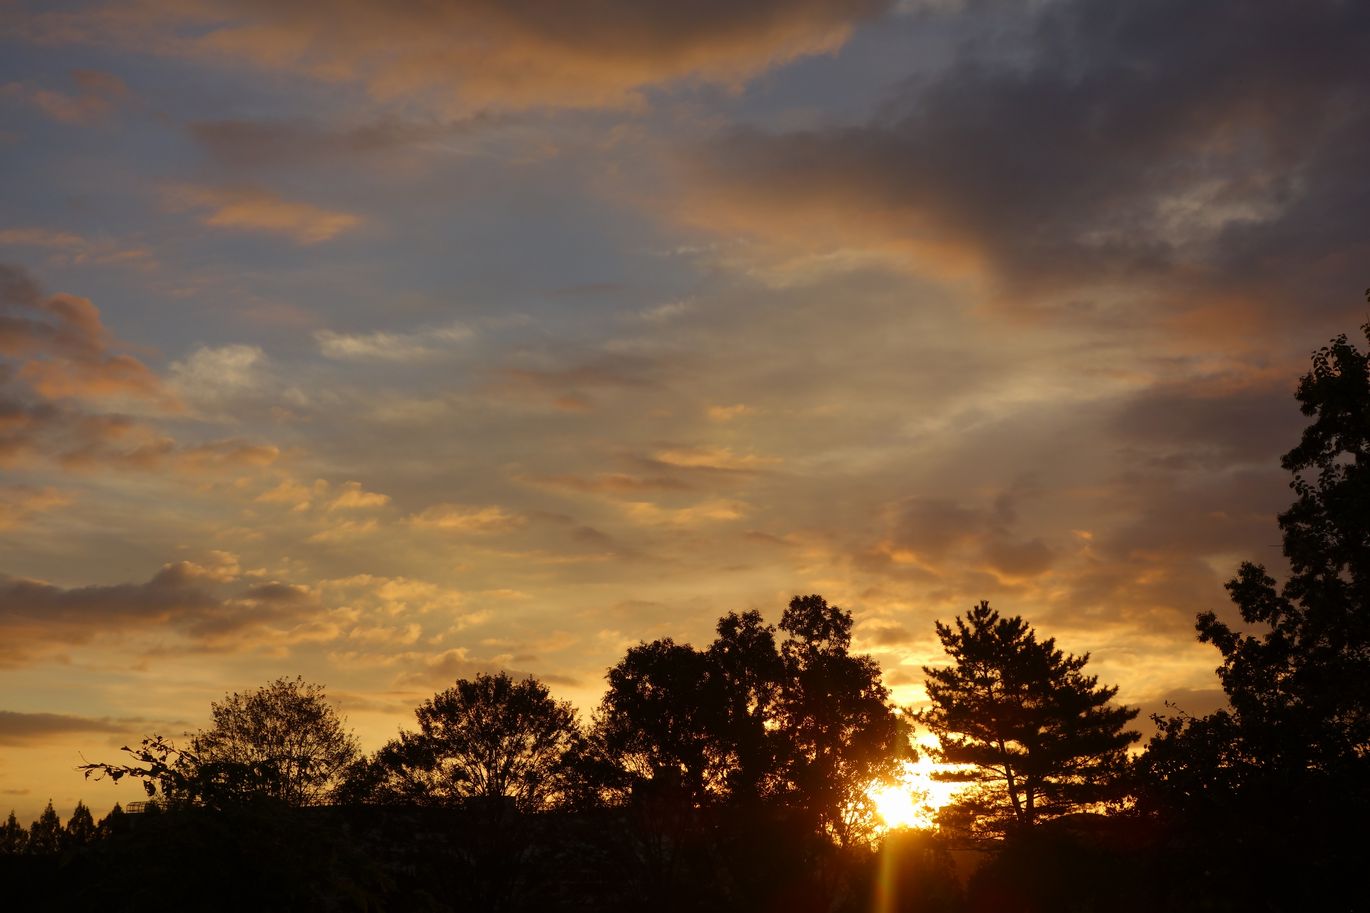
18, 1, 893, 113
409, 503, 526, 533
165, 184, 361, 244
652, 444, 781, 472
0, 485, 71, 531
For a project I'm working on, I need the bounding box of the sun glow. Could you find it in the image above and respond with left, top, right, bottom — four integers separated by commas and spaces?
870, 757, 966, 831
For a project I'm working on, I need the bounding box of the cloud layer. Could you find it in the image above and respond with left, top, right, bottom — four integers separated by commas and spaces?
17, 0, 893, 112
0, 0, 1362, 823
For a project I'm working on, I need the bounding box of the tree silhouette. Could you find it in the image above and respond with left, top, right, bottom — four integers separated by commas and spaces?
27, 800, 61, 854
920, 602, 1139, 835
707, 610, 786, 802
1194, 322, 1370, 773
777, 594, 905, 846
82, 679, 357, 808
1137, 315, 1370, 910
355, 672, 581, 813
96, 803, 126, 839
64, 800, 96, 848
80, 734, 268, 808
190, 676, 359, 806
590, 595, 904, 841
594, 636, 730, 807
0, 810, 26, 854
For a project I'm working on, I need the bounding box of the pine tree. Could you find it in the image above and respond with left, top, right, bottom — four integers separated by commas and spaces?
64, 800, 97, 847
0, 810, 27, 854
919, 602, 1139, 835
27, 800, 62, 854
96, 803, 126, 839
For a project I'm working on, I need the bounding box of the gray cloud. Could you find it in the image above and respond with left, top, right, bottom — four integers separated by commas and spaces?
1109, 382, 1306, 469
0, 710, 146, 746
0, 562, 329, 666
689, 0, 1370, 321
883, 494, 1056, 579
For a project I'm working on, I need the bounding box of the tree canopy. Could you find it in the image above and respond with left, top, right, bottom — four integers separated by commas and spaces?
1132, 313, 1370, 911
351, 672, 582, 813
1195, 322, 1370, 773
920, 601, 1139, 835
590, 595, 906, 845
777, 595, 906, 845
190, 676, 359, 806
80, 677, 358, 808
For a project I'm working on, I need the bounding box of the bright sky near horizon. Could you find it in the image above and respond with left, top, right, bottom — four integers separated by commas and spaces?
2, 0, 1368, 822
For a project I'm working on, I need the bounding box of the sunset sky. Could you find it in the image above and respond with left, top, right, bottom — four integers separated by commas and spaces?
2, 0, 1368, 821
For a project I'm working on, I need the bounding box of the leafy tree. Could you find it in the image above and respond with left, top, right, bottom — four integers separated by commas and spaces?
0, 810, 26, 854
594, 637, 730, 806
81, 734, 279, 808
190, 676, 359, 806
707, 610, 786, 802
919, 602, 1139, 835
1135, 313, 1370, 910
591, 596, 905, 846
1192, 321, 1370, 773
27, 800, 62, 854
777, 594, 906, 846
357, 672, 581, 813
82, 679, 358, 808
64, 800, 96, 847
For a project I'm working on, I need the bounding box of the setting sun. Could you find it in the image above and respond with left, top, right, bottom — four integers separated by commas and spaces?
871, 757, 966, 831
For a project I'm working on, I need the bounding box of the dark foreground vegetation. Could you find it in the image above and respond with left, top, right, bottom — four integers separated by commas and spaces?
5, 312, 1370, 912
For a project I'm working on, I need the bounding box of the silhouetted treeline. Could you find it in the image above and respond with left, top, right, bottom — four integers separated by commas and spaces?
7, 314, 1370, 911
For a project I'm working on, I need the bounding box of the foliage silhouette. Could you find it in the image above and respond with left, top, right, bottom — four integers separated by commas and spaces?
920, 602, 1138, 836
80, 733, 281, 808
1194, 322, 1370, 771
63, 800, 96, 848
1137, 312, 1370, 910
80, 677, 357, 815
778, 594, 907, 846
594, 635, 732, 808
26, 800, 61, 854
707, 609, 786, 801
0, 809, 26, 854
350, 672, 582, 814
590, 596, 905, 841
190, 675, 359, 806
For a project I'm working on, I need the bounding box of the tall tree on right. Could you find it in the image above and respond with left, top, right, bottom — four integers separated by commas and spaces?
919, 602, 1139, 836
1193, 320, 1370, 775
1133, 310, 1370, 911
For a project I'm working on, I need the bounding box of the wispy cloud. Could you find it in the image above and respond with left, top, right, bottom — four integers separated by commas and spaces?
13, 1, 894, 113
409, 503, 525, 533
0, 69, 131, 125
0, 227, 155, 270
165, 185, 361, 244
316, 323, 472, 361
